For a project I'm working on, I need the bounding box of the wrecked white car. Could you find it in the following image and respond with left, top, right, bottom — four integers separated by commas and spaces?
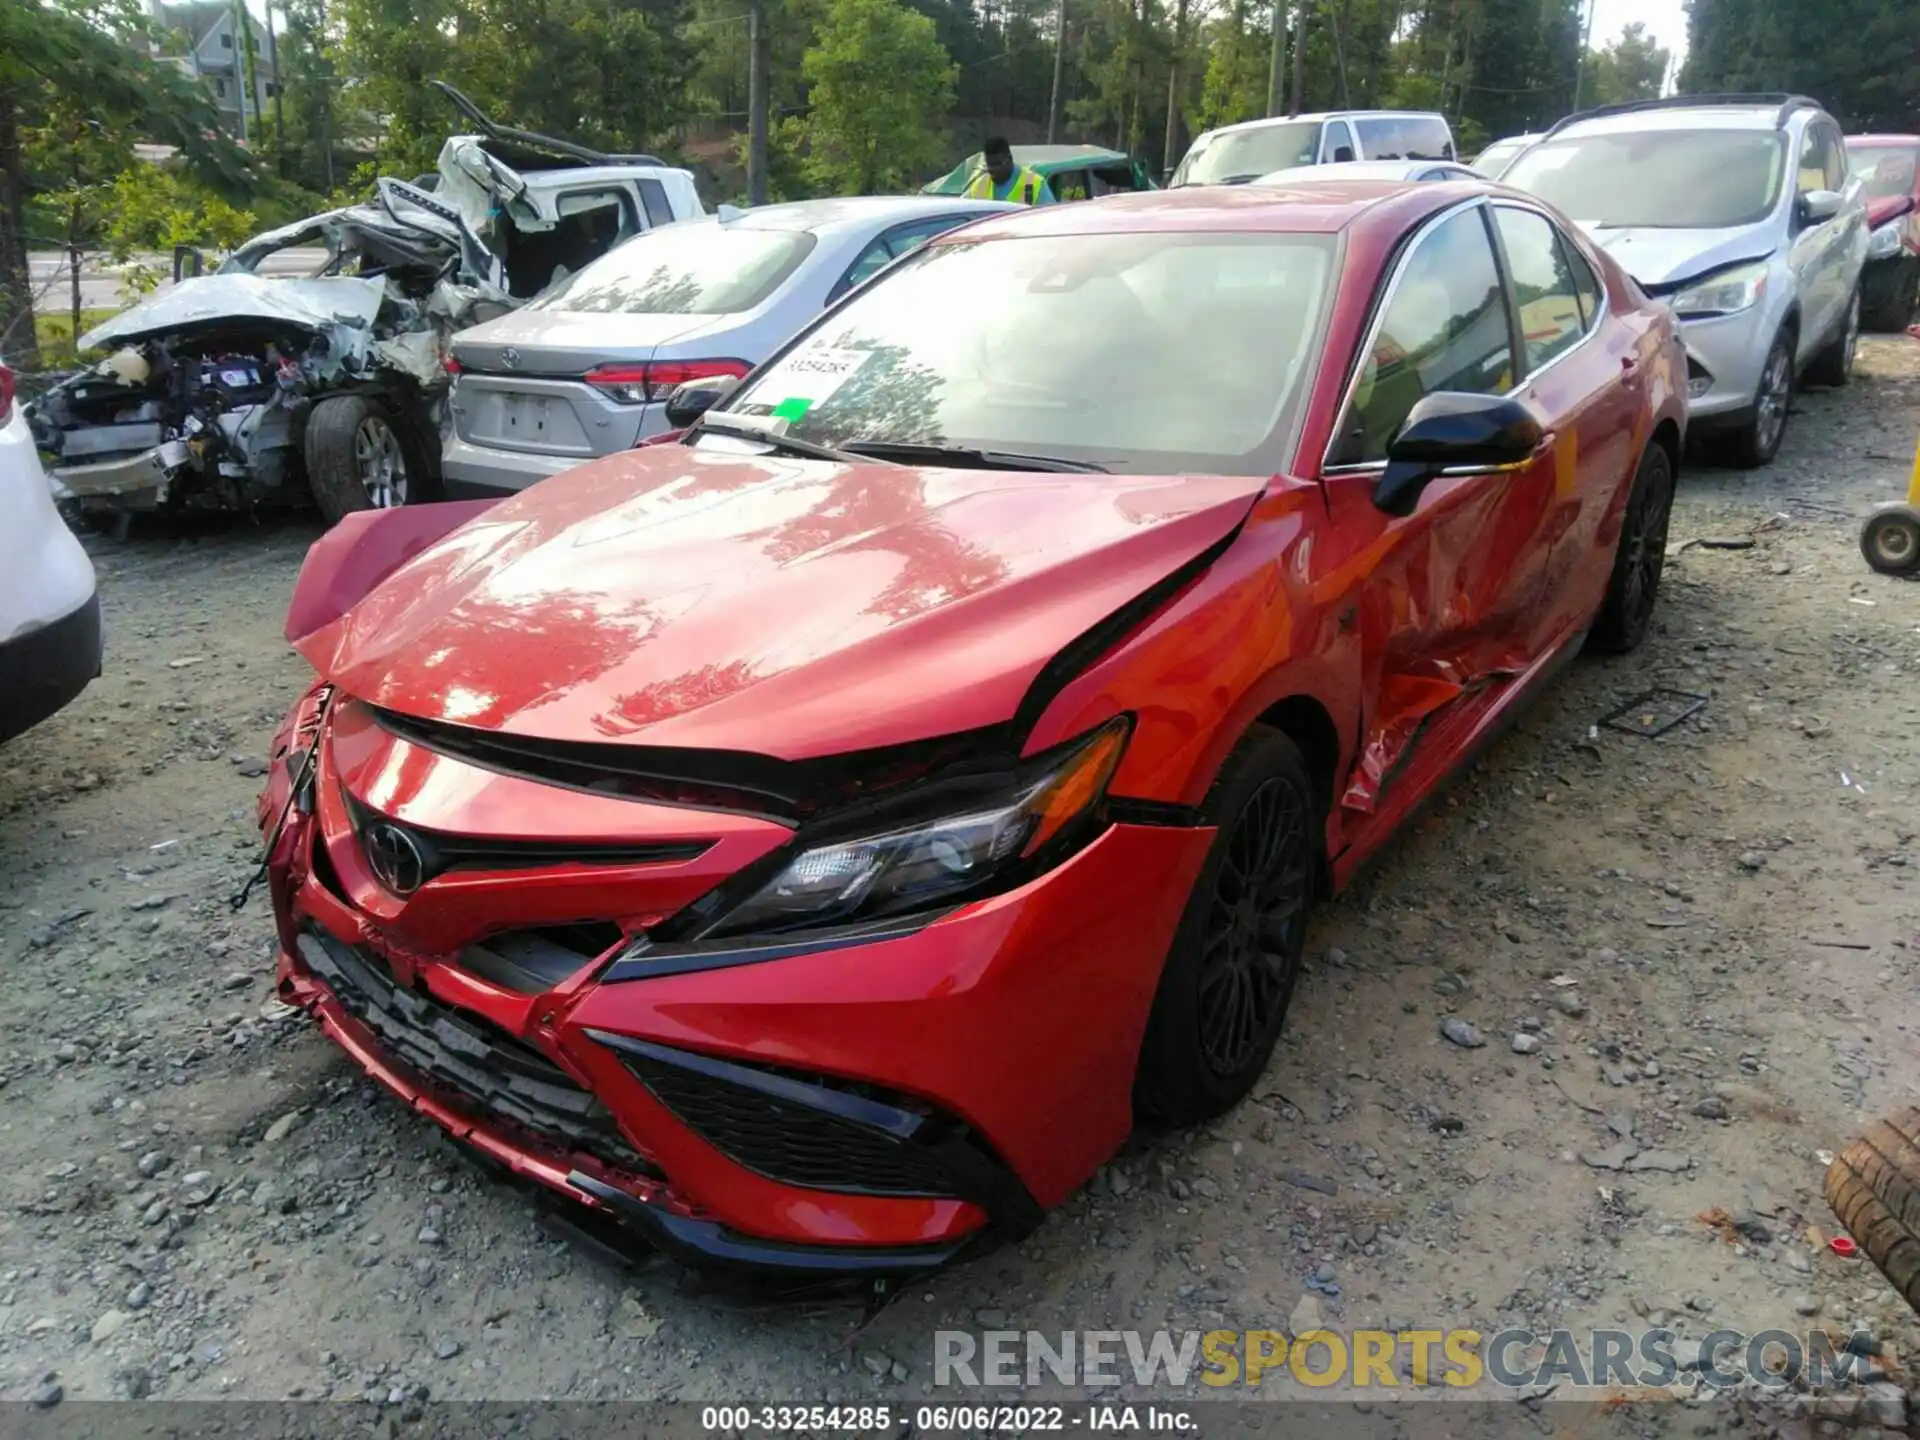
28, 87, 704, 525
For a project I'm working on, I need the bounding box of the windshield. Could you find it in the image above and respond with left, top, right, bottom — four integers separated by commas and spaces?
525, 222, 816, 315
1504, 130, 1787, 228
1172, 122, 1323, 186
1847, 144, 1919, 202
710, 232, 1336, 475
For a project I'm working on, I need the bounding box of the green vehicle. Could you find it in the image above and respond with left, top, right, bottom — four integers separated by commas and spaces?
921, 144, 1159, 202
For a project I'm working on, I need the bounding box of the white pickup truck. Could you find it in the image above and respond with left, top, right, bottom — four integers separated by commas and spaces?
29, 85, 705, 527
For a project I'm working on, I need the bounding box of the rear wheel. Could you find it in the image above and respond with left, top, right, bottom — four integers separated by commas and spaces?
1134, 728, 1318, 1124
1590, 442, 1675, 654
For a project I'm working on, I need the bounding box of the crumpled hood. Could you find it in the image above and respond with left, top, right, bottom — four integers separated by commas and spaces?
308, 447, 1264, 759
80, 274, 387, 349
1574, 220, 1776, 290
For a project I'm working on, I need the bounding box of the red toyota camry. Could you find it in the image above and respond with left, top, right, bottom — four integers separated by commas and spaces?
257, 180, 1685, 1275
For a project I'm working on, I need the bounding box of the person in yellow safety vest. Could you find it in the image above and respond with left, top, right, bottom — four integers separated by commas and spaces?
964, 136, 1057, 206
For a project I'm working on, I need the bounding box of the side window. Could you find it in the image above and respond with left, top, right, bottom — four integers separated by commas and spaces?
1797, 125, 1832, 197
1564, 233, 1605, 327
1493, 207, 1587, 373
1355, 119, 1396, 159
1412, 118, 1454, 161
1821, 123, 1848, 190
1324, 121, 1357, 163
1329, 206, 1514, 466
836, 240, 895, 297
1051, 169, 1091, 202
636, 178, 676, 229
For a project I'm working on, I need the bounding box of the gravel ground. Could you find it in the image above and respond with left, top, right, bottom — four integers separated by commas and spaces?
3, 339, 1919, 1422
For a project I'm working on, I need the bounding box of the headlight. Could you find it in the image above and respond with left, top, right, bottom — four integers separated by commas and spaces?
1867, 221, 1903, 260
695, 716, 1131, 941
1672, 262, 1768, 319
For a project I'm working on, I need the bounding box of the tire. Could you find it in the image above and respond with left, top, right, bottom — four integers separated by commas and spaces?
1862, 257, 1920, 333
1589, 441, 1675, 654
1722, 329, 1794, 469
1805, 286, 1860, 389
302, 394, 438, 526
1825, 1107, 1920, 1317
1133, 727, 1319, 1124
1861, 504, 1920, 577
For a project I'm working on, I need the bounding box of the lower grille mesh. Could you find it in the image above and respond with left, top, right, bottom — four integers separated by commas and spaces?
299, 929, 648, 1175
622, 1054, 960, 1198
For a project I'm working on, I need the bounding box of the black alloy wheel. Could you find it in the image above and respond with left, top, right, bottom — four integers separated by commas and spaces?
1195, 777, 1313, 1077
1591, 442, 1674, 654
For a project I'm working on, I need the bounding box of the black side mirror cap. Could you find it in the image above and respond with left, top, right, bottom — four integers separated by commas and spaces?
1372, 392, 1542, 518
664, 375, 739, 429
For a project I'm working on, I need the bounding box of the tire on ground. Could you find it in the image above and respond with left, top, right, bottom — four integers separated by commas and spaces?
1133, 726, 1319, 1126
302, 393, 436, 526
1825, 1107, 1920, 1317
1589, 440, 1674, 655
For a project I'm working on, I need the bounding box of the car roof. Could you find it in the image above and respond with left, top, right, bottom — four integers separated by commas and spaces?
1009, 144, 1133, 165
1259, 159, 1467, 182
1202, 110, 1445, 139
932, 178, 1481, 242
724, 195, 1016, 235
1551, 105, 1798, 139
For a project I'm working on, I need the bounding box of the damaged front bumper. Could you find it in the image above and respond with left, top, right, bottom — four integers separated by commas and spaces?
50, 440, 191, 510
254, 686, 1212, 1275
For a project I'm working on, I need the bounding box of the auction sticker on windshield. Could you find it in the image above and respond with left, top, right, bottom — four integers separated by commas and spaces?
757, 347, 871, 412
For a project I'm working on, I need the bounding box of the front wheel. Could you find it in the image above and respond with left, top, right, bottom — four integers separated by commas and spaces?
1589, 441, 1674, 654
1723, 331, 1794, 469
1134, 728, 1319, 1124
303, 395, 439, 526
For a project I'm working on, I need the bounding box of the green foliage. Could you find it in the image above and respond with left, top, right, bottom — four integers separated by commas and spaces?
1191, 1, 1270, 135
1583, 23, 1668, 108
1683, 0, 1919, 131
797, 0, 957, 193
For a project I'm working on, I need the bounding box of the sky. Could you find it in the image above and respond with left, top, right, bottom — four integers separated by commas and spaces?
1587, 0, 1691, 84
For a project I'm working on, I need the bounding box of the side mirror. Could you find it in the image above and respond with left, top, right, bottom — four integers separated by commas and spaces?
1799, 188, 1842, 224
172, 244, 206, 282
1332, 145, 1355, 163
664, 375, 739, 429
1372, 392, 1542, 517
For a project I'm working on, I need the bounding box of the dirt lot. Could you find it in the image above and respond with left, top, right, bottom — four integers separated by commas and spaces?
3, 339, 1919, 1419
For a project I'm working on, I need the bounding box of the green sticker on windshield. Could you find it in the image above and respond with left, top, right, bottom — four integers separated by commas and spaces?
771, 396, 813, 422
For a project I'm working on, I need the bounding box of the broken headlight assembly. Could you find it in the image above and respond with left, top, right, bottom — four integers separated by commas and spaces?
679, 716, 1131, 943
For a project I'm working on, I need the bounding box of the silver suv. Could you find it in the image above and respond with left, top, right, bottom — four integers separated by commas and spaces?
1503, 94, 1868, 466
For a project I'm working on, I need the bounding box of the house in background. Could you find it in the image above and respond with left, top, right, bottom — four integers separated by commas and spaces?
147, 1, 279, 140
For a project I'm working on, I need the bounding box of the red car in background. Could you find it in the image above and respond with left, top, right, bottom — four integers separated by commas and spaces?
256, 180, 1685, 1276
1846, 135, 1920, 330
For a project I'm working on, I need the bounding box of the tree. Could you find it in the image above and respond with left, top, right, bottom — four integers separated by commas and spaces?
1583, 21, 1667, 107
0, 0, 254, 365
1683, 0, 1918, 132
798, 0, 956, 192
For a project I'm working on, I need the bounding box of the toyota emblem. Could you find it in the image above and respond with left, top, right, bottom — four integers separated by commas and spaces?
363, 821, 427, 896
500, 346, 521, 369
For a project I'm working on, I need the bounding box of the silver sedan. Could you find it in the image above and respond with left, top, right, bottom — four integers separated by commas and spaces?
1254, 158, 1481, 185
442, 195, 1018, 496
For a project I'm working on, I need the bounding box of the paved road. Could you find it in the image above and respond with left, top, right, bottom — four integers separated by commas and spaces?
28, 248, 332, 314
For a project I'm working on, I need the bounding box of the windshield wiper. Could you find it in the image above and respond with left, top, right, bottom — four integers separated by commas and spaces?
693, 416, 890, 467
837, 440, 1109, 473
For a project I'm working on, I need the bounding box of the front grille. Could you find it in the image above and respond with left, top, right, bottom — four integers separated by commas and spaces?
298, 929, 649, 1175
615, 1047, 961, 1198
